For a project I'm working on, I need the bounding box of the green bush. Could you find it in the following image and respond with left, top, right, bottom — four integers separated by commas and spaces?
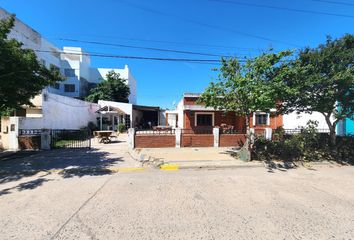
252, 120, 354, 163
118, 123, 126, 133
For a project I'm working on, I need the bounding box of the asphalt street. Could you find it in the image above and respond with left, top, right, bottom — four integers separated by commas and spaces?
1, 166, 354, 239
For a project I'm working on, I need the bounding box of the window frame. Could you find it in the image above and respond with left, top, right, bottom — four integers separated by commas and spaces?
254, 112, 269, 126
194, 112, 214, 127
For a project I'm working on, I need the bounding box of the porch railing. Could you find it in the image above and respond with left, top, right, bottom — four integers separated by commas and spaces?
136, 129, 176, 135
181, 128, 213, 134
19, 129, 42, 136
220, 129, 243, 134
284, 128, 330, 134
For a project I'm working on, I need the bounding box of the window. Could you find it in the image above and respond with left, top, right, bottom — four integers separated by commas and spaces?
125, 115, 131, 129
196, 114, 213, 126
64, 84, 75, 92
64, 69, 76, 77
255, 113, 268, 125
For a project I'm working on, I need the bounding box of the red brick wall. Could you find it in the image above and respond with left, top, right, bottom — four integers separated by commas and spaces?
219, 134, 246, 147
181, 134, 214, 147
135, 135, 175, 148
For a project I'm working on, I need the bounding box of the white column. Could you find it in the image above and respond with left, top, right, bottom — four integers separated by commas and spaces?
128, 128, 135, 149
265, 128, 272, 140
8, 117, 20, 151
213, 127, 219, 147
175, 128, 181, 148
266, 113, 270, 126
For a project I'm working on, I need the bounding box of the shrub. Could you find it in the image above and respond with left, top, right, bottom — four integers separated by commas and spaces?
118, 123, 126, 133
252, 120, 354, 164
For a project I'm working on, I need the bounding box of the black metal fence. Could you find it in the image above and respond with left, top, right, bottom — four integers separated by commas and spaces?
51, 129, 91, 149
284, 128, 330, 135
19, 129, 42, 136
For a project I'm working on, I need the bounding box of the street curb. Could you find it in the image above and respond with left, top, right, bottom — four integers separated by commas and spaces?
160, 162, 264, 170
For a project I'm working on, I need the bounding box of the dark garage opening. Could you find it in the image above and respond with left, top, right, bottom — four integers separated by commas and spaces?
133, 105, 160, 129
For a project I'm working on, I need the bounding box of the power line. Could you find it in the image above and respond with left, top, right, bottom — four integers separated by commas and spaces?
118, 0, 300, 47
46, 35, 266, 52
33, 49, 230, 64
312, 0, 354, 7
55, 38, 234, 57
209, 0, 354, 18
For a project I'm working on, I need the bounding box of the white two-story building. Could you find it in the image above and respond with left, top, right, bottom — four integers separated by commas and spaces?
0, 7, 137, 104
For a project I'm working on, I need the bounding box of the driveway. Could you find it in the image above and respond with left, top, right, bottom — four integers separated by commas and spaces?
0, 165, 354, 239
0, 133, 140, 179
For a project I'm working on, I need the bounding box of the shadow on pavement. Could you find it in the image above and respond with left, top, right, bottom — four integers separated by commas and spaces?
0, 148, 124, 189
0, 174, 52, 196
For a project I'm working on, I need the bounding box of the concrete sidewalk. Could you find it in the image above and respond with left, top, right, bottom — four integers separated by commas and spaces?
0, 134, 143, 177
135, 147, 262, 169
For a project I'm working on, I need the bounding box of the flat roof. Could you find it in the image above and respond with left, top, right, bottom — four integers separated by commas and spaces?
183, 93, 201, 98
133, 105, 160, 111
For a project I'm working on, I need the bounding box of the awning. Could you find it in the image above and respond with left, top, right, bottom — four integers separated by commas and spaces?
133, 104, 160, 111
96, 105, 126, 115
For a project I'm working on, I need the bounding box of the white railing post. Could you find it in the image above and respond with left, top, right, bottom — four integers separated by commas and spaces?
8, 117, 20, 151
265, 128, 272, 140
175, 128, 181, 148
128, 128, 135, 149
41, 129, 51, 150
213, 127, 220, 147
250, 128, 255, 143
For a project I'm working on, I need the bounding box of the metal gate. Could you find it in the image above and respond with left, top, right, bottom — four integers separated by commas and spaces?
51, 129, 91, 149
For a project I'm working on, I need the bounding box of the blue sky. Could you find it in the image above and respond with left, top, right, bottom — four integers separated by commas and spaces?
1, 0, 353, 108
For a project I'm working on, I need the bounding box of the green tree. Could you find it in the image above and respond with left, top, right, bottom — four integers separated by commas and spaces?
280, 35, 354, 146
199, 51, 292, 160
86, 71, 130, 103
0, 15, 63, 115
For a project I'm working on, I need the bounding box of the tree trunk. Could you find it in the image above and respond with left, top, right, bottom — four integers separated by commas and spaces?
239, 115, 252, 161
324, 114, 336, 147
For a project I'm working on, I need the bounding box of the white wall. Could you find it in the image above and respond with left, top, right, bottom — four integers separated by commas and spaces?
0, 8, 61, 69
19, 92, 99, 130
91, 65, 137, 104
176, 99, 184, 128
159, 110, 166, 126
127, 66, 137, 104
283, 112, 331, 130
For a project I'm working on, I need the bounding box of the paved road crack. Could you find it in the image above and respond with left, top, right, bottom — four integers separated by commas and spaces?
49, 176, 113, 240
